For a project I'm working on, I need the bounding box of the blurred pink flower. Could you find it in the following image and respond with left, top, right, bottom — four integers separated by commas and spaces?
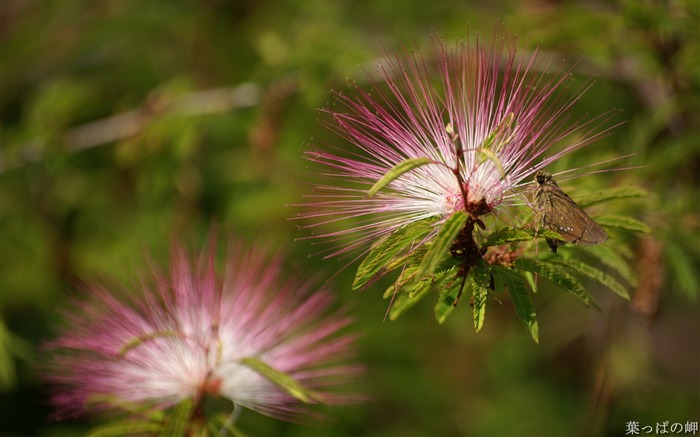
297, 32, 616, 258
45, 237, 362, 422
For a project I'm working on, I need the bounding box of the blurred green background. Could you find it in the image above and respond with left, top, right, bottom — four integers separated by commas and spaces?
1, 0, 698, 436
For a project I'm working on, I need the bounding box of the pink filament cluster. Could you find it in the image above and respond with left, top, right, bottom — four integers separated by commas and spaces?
45, 238, 361, 421
297, 31, 616, 259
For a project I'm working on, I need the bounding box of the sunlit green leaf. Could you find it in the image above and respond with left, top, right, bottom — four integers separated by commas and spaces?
471, 265, 491, 332
595, 215, 651, 233
390, 267, 455, 320
211, 413, 248, 437
367, 157, 436, 196
492, 266, 538, 343
434, 280, 464, 324
240, 357, 322, 403
580, 245, 638, 288
385, 238, 431, 271
353, 218, 434, 290
514, 258, 599, 308
576, 186, 647, 208
552, 257, 630, 300
383, 266, 419, 299
414, 211, 467, 281
119, 330, 179, 357
162, 398, 194, 437
485, 227, 533, 246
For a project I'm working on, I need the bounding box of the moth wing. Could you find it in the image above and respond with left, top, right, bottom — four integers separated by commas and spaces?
541, 189, 608, 245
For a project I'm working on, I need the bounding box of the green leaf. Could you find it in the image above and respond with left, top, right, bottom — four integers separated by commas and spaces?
211, 413, 248, 437
119, 330, 179, 357
385, 236, 431, 271
434, 279, 464, 324
595, 215, 652, 233
514, 258, 599, 308
86, 421, 162, 437
383, 266, 419, 299
580, 245, 638, 288
492, 266, 539, 343
414, 211, 467, 281
240, 357, 322, 403
476, 147, 505, 179
576, 186, 647, 208
471, 265, 491, 332
552, 258, 630, 300
162, 399, 194, 437
353, 219, 434, 290
367, 157, 436, 196
389, 267, 455, 320
485, 227, 533, 246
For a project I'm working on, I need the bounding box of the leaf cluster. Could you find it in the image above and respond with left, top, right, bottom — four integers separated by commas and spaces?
353, 186, 650, 342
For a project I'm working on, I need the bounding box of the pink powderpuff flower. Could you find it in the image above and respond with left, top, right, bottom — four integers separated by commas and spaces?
44, 236, 362, 424
296, 31, 617, 260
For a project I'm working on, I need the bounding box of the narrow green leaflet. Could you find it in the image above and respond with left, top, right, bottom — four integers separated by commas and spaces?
471, 265, 491, 332
353, 218, 434, 290
240, 357, 322, 403
86, 422, 162, 437
389, 267, 455, 321
514, 258, 598, 308
485, 227, 534, 246
118, 330, 179, 357
594, 215, 651, 233
476, 147, 506, 179
492, 266, 539, 343
211, 414, 248, 437
551, 258, 630, 300
434, 280, 464, 324
580, 245, 638, 288
576, 187, 647, 208
367, 157, 435, 196
385, 242, 429, 272
162, 399, 194, 437
413, 211, 467, 281
383, 266, 419, 299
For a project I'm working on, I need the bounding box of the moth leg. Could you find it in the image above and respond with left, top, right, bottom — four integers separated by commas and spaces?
545, 238, 560, 253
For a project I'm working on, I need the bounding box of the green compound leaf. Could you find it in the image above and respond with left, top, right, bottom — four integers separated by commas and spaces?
353, 218, 434, 290
240, 357, 322, 404
162, 398, 194, 437
385, 240, 430, 271
514, 258, 599, 309
413, 211, 467, 282
552, 257, 630, 300
492, 266, 539, 343
434, 279, 464, 324
471, 265, 491, 332
383, 266, 419, 299
390, 267, 455, 321
594, 215, 652, 234
576, 186, 647, 208
367, 157, 436, 196
580, 245, 638, 288
485, 226, 534, 246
